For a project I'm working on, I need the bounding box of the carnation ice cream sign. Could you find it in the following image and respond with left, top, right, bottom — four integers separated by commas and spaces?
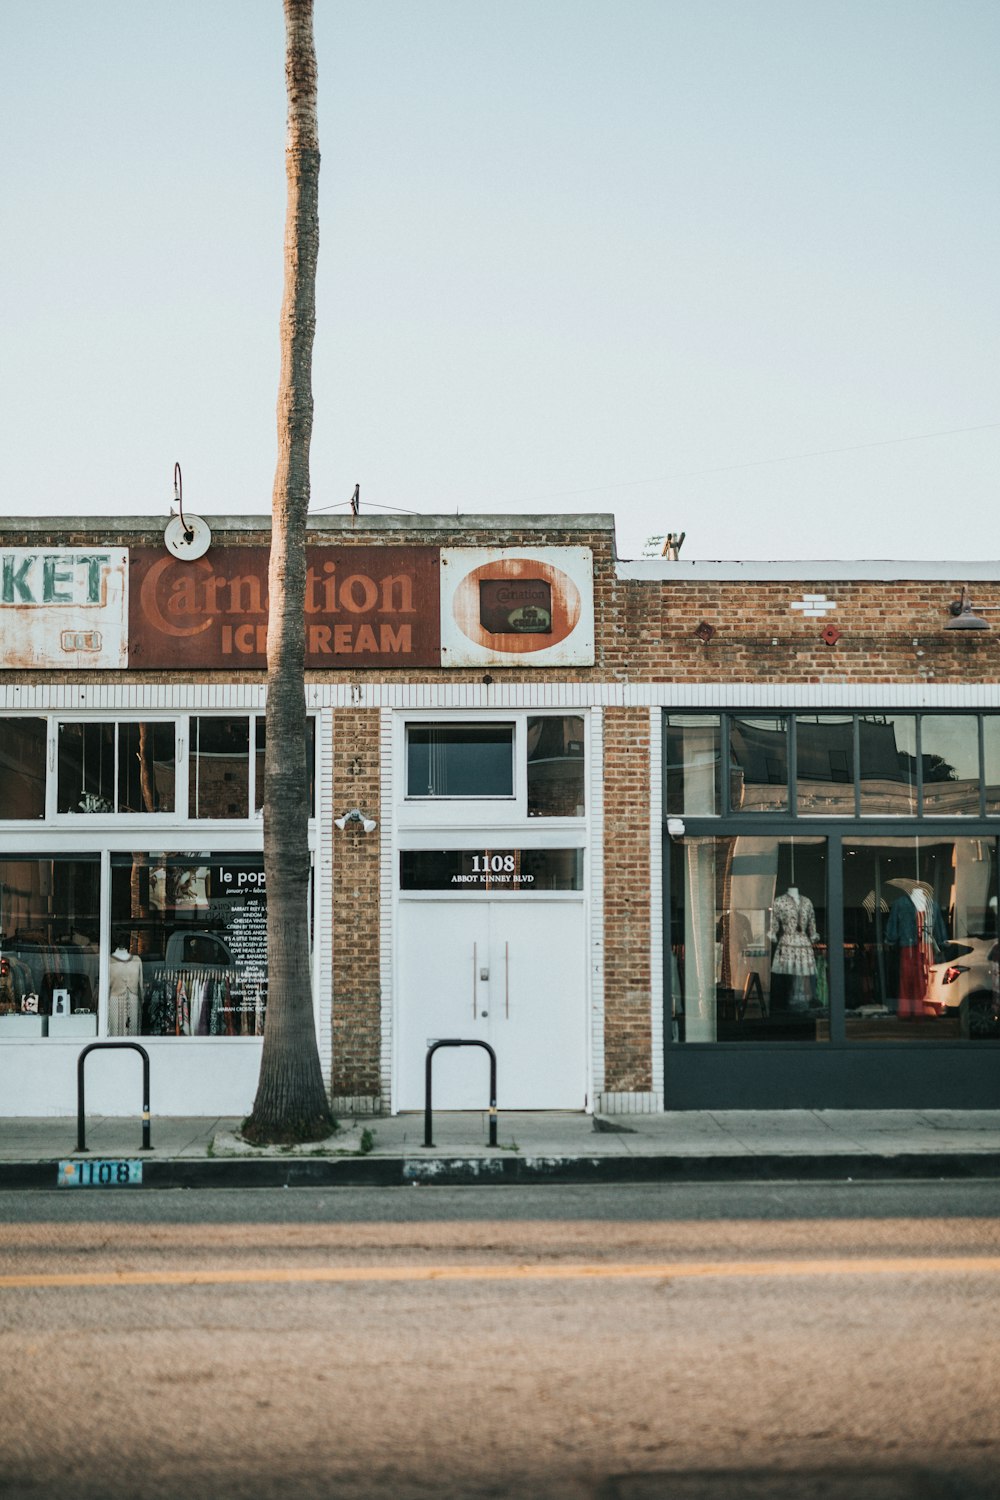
0, 549, 128, 669
440, 547, 594, 667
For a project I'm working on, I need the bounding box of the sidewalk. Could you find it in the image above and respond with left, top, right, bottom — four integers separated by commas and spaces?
2, 1109, 1000, 1189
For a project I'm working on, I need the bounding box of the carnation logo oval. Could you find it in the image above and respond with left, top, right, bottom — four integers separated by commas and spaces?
451, 557, 582, 654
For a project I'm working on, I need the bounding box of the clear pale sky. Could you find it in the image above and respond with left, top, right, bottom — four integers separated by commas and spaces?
2, 0, 997, 560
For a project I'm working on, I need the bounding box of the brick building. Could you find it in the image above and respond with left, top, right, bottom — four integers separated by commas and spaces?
0, 513, 997, 1115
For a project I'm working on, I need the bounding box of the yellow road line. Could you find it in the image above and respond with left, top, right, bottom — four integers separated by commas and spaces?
2, 1256, 1000, 1290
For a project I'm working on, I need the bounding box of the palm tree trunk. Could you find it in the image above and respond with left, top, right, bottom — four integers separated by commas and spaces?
245, 0, 333, 1143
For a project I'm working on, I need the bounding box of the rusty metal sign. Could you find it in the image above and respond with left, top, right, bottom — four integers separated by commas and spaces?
128, 546, 441, 669
478, 577, 553, 635
0, 549, 128, 669
440, 548, 594, 667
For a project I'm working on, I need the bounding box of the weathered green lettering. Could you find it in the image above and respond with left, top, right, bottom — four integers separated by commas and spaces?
42, 556, 75, 603
2, 555, 35, 604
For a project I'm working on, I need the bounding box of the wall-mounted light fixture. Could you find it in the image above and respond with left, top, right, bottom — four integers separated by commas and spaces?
334, 807, 378, 833
667, 817, 686, 841
944, 587, 994, 631
163, 461, 212, 560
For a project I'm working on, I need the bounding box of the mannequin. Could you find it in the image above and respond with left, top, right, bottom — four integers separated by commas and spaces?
108, 941, 144, 1036
886, 879, 947, 1017
769, 886, 819, 1011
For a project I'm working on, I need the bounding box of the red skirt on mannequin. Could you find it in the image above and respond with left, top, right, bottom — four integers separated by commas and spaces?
897, 938, 930, 1018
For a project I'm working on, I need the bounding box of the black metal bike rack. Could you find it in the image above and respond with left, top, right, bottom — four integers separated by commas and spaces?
424, 1039, 498, 1148
77, 1042, 152, 1153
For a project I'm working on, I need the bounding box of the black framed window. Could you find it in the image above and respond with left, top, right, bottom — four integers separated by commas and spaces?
920, 716, 981, 816
665, 715, 722, 816
667, 711, 1000, 819
796, 715, 855, 816
729, 716, 789, 813
669, 835, 829, 1044
842, 836, 999, 1042
663, 709, 1000, 1049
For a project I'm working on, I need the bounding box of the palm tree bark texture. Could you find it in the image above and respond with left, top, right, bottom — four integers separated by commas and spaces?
245, 0, 334, 1143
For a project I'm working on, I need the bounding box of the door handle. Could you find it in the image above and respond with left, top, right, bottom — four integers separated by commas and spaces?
472, 942, 477, 1021
505, 941, 510, 1018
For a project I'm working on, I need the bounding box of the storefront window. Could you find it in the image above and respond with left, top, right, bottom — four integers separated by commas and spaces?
0, 719, 47, 819
796, 715, 855, 816
190, 718, 250, 818
729, 717, 789, 812
0, 857, 101, 1035
254, 718, 316, 814
526, 716, 585, 816
920, 716, 981, 816
407, 723, 515, 798
858, 715, 917, 816
109, 853, 269, 1037
984, 718, 1000, 816
57, 721, 175, 814
843, 837, 999, 1041
665, 715, 721, 816
116, 722, 176, 813
669, 835, 828, 1042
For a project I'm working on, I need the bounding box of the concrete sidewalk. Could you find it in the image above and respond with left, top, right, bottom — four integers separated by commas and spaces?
2, 1109, 1000, 1189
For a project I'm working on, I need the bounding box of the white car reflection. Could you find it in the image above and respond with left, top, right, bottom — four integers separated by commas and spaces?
925, 938, 1000, 1037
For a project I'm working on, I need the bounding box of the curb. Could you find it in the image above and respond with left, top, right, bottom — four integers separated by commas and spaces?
3, 1151, 1000, 1191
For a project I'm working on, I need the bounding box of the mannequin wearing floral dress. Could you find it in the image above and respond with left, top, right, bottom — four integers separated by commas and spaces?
769, 887, 820, 1011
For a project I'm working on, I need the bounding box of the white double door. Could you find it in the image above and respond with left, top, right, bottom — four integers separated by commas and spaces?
396, 897, 587, 1110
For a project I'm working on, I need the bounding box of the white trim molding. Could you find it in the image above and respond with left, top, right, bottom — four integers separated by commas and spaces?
588, 706, 605, 1110
648, 706, 664, 1105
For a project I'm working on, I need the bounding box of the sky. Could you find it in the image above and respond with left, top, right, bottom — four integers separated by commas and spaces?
1, 0, 997, 561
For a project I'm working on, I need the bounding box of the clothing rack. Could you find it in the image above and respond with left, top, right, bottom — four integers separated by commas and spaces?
145, 965, 265, 1038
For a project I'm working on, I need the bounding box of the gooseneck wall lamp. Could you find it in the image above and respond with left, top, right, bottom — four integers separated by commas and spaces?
945, 587, 996, 631
334, 808, 378, 833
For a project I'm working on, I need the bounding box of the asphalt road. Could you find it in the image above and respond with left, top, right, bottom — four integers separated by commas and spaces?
1, 1181, 998, 1500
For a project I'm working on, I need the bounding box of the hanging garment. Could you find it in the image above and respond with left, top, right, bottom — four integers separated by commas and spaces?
174, 973, 190, 1036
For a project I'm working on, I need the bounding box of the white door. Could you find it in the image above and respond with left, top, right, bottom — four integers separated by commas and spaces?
396, 898, 587, 1110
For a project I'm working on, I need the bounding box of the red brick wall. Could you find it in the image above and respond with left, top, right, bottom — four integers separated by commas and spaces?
330, 708, 382, 1099
602, 707, 653, 1091
609, 576, 1000, 684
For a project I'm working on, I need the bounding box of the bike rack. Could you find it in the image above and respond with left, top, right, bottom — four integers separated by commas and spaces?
424, 1039, 498, 1148
77, 1042, 152, 1153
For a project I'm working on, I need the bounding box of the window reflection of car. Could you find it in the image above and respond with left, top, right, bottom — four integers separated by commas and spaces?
163, 931, 234, 971
925, 938, 1000, 1037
